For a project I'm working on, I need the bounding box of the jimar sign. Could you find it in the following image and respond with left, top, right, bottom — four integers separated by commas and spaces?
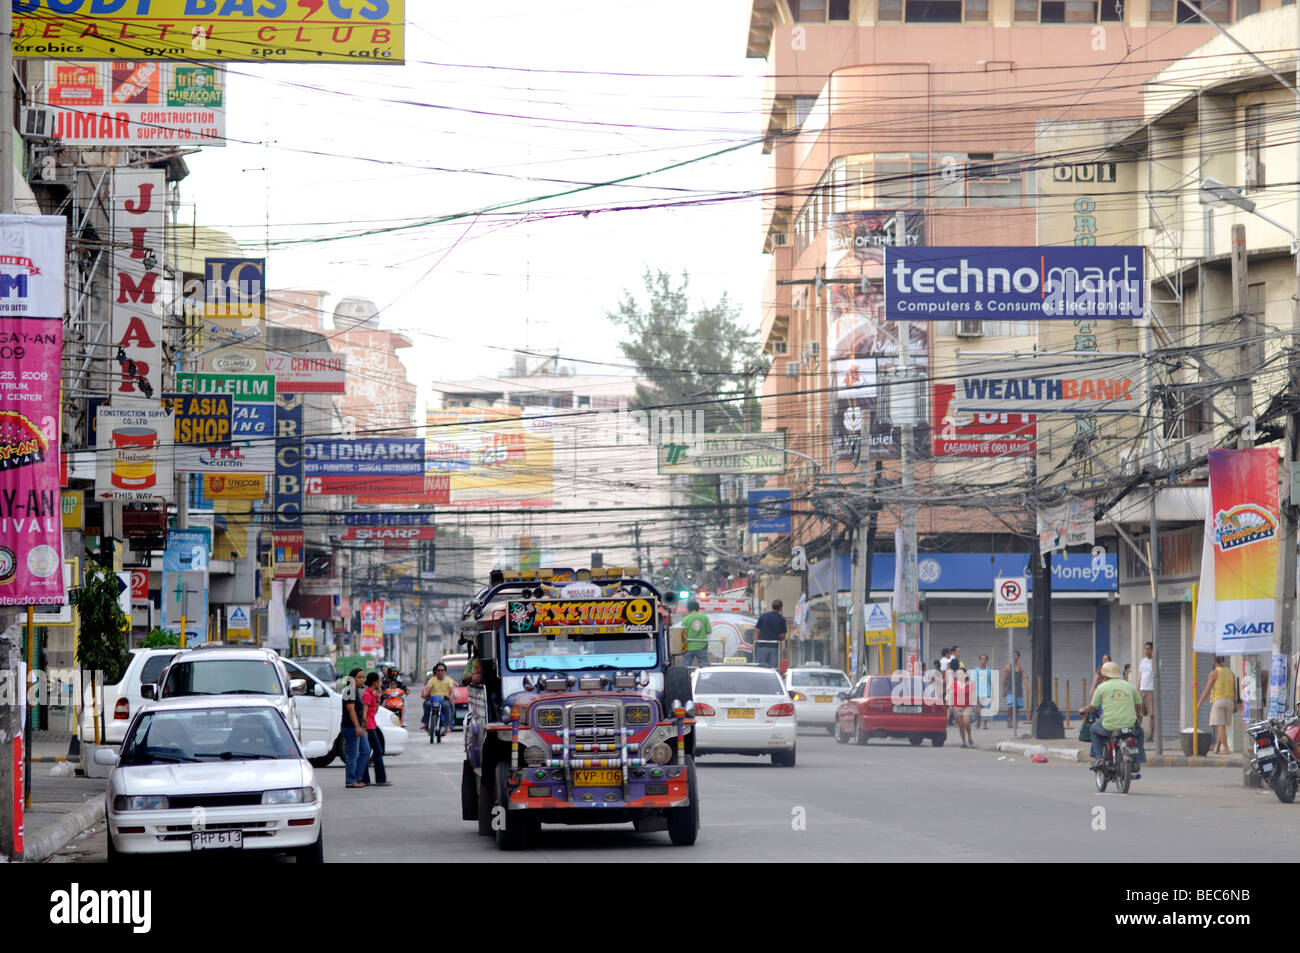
883, 246, 1144, 320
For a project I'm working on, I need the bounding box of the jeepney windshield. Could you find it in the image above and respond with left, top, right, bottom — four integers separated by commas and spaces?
502, 596, 660, 671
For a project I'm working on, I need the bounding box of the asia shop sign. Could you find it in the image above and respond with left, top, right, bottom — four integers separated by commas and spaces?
953, 355, 1141, 415
162, 392, 232, 444
40, 61, 225, 147
12, 2, 406, 65
302, 438, 425, 495
883, 246, 1144, 320
266, 353, 346, 394
657, 432, 787, 475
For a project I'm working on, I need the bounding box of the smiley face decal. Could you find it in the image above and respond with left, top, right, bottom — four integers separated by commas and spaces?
624, 598, 654, 626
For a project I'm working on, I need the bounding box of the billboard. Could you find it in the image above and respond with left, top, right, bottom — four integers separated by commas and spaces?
273, 529, 304, 579
164, 392, 232, 445
302, 438, 425, 495
0, 214, 66, 315
274, 393, 303, 530
266, 352, 346, 394
174, 402, 274, 474
658, 432, 787, 475
360, 601, 384, 657
953, 354, 1142, 415
177, 371, 274, 403
112, 169, 165, 403
41, 61, 225, 147
95, 404, 174, 502
204, 258, 264, 321
426, 407, 553, 507
827, 210, 929, 461
883, 246, 1144, 320
204, 474, 266, 499
13, 2, 406, 64
930, 383, 1036, 458
0, 305, 64, 604
747, 489, 792, 535
342, 525, 437, 543
353, 473, 450, 506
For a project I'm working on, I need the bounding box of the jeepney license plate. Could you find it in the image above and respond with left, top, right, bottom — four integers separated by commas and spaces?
893, 705, 921, 714
728, 708, 755, 719
191, 830, 242, 850
815, 695, 833, 703
574, 769, 622, 786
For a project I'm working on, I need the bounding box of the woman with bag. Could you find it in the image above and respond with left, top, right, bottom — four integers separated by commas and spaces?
1196, 656, 1237, 755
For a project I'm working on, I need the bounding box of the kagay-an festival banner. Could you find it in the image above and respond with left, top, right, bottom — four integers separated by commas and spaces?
1193, 448, 1279, 654
0, 216, 66, 605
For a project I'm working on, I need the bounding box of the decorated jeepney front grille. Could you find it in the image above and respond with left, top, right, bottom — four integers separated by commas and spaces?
569, 703, 619, 730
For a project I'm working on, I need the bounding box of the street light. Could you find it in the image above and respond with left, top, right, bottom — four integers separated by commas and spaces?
1199, 177, 1300, 253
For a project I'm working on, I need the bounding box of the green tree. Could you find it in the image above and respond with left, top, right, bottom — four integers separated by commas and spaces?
606, 269, 765, 433
141, 627, 181, 648
73, 563, 129, 744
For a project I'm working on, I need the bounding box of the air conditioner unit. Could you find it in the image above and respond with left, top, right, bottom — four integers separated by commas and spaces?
784, 361, 800, 378
771, 232, 790, 247
802, 341, 820, 360
956, 320, 984, 338
21, 108, 55, 139
773, 340, 789, 356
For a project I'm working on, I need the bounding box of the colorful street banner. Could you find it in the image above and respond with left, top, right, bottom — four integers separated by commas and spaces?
204, 474, 266, 499
883, 246, 1144, 320
273, 529, 304, 579
0, 214, 65, 315
302, 438, 425, 495
931, 383, 1035, 458
111, 169, 165, 403
13, 2, 406, 65
1194, 448, 1279, 654
426, 406, 553, 507
204, 258, 265, 321
95, 403, 174, 502
826, 210, 929, 461
40, 61, 225, 147
383, 603, 402, 636
266, 352, 346, 394
0, 310, 64, 606
953, 354, 1142, 415
360, 601, 384, 657
163, 529, 210, 572
657, 432, 787, 476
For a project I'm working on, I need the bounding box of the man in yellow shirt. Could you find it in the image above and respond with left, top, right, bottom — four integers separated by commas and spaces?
421, 663, 456, 734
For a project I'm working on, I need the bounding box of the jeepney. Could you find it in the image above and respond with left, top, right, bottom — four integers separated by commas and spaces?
458, 567, 698, 850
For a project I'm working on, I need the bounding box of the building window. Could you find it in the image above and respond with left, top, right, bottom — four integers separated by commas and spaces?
879, 0, 903, 18
966, 0, 989, 19
1014, 0, 1039, 19
965, 154, 1023, 207
830, 0, 852, 18
795, 0, 828, 21
1039, 0, 1100, 21
1237, 0, 1260, 15
1099, 0, 1123, 19
1148, 0, 1174, 20
906, 0, 964, 20
1244, 103, 1265, 190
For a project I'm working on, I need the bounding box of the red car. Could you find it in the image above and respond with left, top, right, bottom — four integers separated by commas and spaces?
833, 674, 948, 747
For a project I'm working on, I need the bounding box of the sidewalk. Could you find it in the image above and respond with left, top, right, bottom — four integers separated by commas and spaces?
968, 718, 1246, 767
13, 734, 106, 864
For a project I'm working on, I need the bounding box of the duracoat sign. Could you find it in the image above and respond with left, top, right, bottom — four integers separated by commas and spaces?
13, 1, 406, 65
883, 246, 1144, 320
953, 355, 1142, 415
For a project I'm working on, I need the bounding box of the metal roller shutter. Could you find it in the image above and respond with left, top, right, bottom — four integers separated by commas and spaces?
1047, 603, 1095, 714
925, 601, 1029, 705
1156, 603, 1183, 741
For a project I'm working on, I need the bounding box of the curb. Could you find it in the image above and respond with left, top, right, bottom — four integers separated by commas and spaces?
991, 741, 1085, 762
23, 800, 105, 864
1144, 754, 1244, 768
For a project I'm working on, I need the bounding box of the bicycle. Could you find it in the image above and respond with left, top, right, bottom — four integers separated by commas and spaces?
429, 696, 451, 744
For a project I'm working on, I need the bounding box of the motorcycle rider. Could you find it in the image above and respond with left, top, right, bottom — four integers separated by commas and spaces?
1080, 660, 1146, 774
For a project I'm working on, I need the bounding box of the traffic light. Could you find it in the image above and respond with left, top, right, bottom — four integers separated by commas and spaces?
677, 590, 690, 600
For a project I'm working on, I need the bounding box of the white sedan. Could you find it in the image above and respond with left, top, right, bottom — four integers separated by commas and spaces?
786, 666, 853, 731
97, 697, 327, 862
691, 664, 797, 766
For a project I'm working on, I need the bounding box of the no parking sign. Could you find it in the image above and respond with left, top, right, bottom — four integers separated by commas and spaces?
995, 577, 1028, 628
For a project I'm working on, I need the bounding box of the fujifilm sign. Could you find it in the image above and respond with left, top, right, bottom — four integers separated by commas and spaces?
884, 246, 1144, 319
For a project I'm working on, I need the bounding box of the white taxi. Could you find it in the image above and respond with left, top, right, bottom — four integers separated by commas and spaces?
785, 666, 853, 733
691, 662, 797, 766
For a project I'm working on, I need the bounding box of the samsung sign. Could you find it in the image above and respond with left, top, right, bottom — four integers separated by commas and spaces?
883, 246, 1144, 319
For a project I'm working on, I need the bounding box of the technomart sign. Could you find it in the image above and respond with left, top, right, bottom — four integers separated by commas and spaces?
883, 246, 1144, 320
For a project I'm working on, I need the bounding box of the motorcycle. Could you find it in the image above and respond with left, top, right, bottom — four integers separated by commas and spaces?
1247, 713, 1300, 803
382, 685, 407, 725
1091, 725, 1140, 794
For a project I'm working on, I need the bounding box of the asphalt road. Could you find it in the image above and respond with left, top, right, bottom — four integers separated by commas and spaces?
51, 724, 1300, 863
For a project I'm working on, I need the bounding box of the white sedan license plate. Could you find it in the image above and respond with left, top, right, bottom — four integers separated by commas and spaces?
191, 830, 242, 851
814, 695, 833, 704
893, 705, 921, 714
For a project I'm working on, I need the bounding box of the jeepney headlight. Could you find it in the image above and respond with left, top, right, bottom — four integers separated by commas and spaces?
624, 704, 652, 726
523, 745, 548, 767
649, 743, 672, 765
532, 706, 564, 730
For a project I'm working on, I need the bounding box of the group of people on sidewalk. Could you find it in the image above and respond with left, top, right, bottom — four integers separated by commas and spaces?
341, 668, 395, 789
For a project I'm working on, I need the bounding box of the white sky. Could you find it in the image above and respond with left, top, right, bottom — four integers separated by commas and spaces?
182, 0, 771, 417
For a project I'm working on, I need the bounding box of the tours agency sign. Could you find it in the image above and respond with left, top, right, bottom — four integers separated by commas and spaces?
13, 2, 406, 65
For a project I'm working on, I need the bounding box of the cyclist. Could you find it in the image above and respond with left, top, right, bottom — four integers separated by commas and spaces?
422, 662, 456, 736
1080, 660, 1146, 774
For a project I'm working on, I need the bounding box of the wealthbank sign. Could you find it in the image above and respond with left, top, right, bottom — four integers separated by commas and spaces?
883, 246, 1144, 320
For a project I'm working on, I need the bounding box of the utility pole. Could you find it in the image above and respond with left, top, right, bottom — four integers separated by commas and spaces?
894, 216, 920, 666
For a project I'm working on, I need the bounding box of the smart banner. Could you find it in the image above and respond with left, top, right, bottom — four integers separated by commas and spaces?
41, 61, 225, 147
13, 2, 407, 65
0, 214, 66, 315
657, 432, 787, 476
1194, 448, 1280, 654
931, 383, 1035, 457
747, 489, 792, 535
953, 354, 1141, 415
884, 246, 1144, 320
302, 438, 424, 495
0, 311, 64, 606
204, 258, 264, 321
112, 169, 165, 403
95, 403, 174, 501
274, 393, 303, 530
266, 352, 346, 394
826, 210, 929, 461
